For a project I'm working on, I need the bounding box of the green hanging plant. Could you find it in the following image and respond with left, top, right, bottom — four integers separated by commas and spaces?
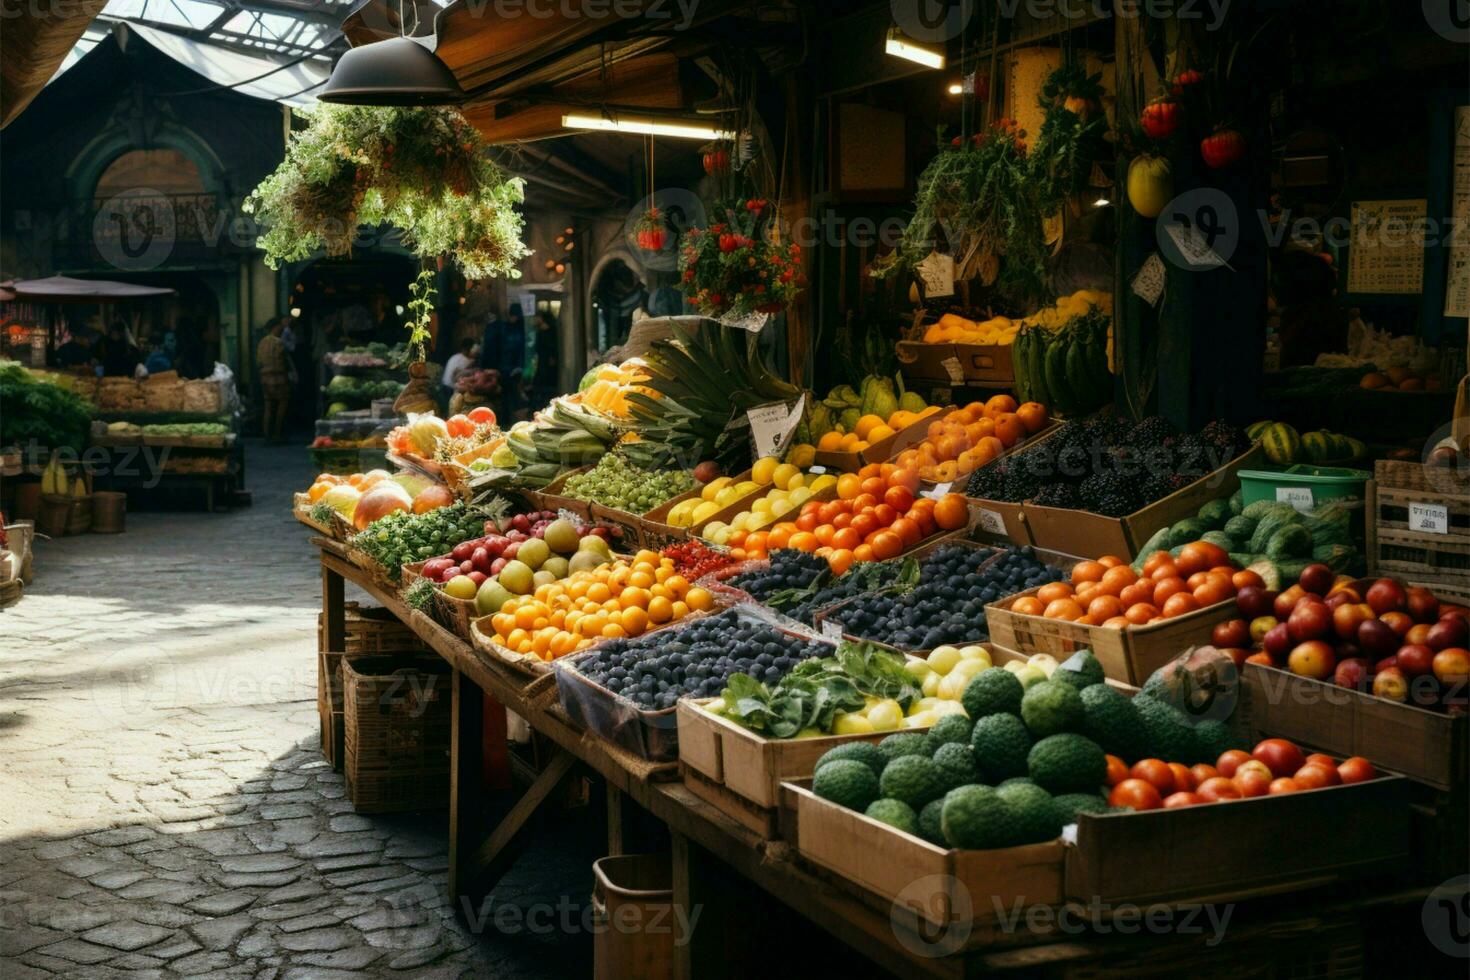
403, 268, 436, 361
245, 105, 531, 280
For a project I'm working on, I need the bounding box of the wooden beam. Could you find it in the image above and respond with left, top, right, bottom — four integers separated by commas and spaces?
463, 748, 577, 891
449, 668, 487, 905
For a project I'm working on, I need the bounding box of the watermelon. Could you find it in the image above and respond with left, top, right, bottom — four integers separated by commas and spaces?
1228, 489, 1244, 515
1266, 524, 1313, 561
1261, 423, 1302, 465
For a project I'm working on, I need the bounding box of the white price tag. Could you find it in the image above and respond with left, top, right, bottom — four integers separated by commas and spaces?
1276, 486, 1315, 511
1410, 501, 1449, 534
1131, 252, 1167, 307
1162, 222, 1232, 270
747, 394, 805, 461
923, 482, 954, 500
915, 250, 956, 298
821, 619, 844, 640
975, 507, 1006, 535
808, 465, 826, 475
940, 356, 966, 384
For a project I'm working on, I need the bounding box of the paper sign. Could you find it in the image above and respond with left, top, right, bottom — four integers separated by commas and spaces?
1346, 199, 1427, 295
747, 394, 805, 460
1163, 222, 1230, 270
974, 507, 1006, 535
940, 356, 965, 384
821, 619, 844, 640
1410, 501, 1449, 535
1276, 486, 1315, 511
1131, 253, 1167, 307
720, 310, 771, 333
808, 465, 826, 475
923, 482, 954, 500
915, 251, 956, 298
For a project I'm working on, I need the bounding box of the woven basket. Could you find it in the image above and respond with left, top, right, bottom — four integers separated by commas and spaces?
432, 588, 478, 639
142, 381, 185, 412
182, 379, 222, 414
66, 495, 93, 535
318, 602, 429, 656
469, 614, 553, 678
342, 655, 452, 812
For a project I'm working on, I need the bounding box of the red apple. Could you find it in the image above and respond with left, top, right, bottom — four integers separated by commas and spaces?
1327, 580, 1362, 602
1325, 592, 1354, 611
1372, 666, 1408, 702
1213, 619, 1251, 648
1293, 764, 1340, 789
489, 557, 508, 576
1366, 578, 1408, 615
471, 547, 493, 574
1253, 738, 1307, 778
1288, 640, 1337, 680
1406, 623, 1434, 647
1274, 585, 1308, 620
458, 559, 474, 575
1263, 622, 1293, 659
451, 541, 475, 562
1236, 586, 1276, 619
466, 570, 488, 586
1334, 657, 1370, 691
1380, 611, 1414, 637
1357, 618, 1401, 658
1442, 604, 1470, 625
1250, 616, 1279, 643
1406, 586, 1441, 624
1429, 616, 1469, 651
1332, 602, 1373, 640
502, 542, 520, 561
1299, 563, 1334, 596
1432, 648, 1470, 686
1395, 644, 1435, 678
1288, 601, 1332, 643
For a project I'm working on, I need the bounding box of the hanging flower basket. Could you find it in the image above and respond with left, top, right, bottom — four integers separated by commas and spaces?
634, 207, 668, 252
677, 198, 804, 321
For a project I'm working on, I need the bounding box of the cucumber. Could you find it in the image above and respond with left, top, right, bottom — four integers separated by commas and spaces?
1044, 332, 1076, 416
1065, 336, 1096, 412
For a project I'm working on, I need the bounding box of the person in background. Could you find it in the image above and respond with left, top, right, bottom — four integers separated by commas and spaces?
100, 320, 139, 377
476, 309, 504, 371
441, 335, 476, 399
500, 304, 527, 421
53, 329, 95, 369
175, 317, 206, 378
280, 315, 298, 354
257, 317, 292, 443
143, 340, 172, 374
530, 310, 560, 409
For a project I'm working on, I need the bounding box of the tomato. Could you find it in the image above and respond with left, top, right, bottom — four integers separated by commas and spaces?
1215, 750, 1252, 778
889, 518, 922, 548
1195, 777, 1241, 801
1189, 763, 1219, 787
859, 476, 886, 498
467, 406, 496, 425
1303, 752, 1337, 770
795, 512, 820, 533
1108, 778, 1163, 811
1129, 759, 1176, 795
1071, 561, 1107, 584
852, 493, 879, 512
1252, 738, 1306, 778
1163, 791, 1203, 809
1337, 756, 1378, 784
849, 514, 877, 539
1292, 764, 1340, 790
1167, 763, 1196, 793
831, 527, 861, 551
869, 532, 903, 561
1268, 777, 1302, 794
817, 501, 845, 525
871, 504, 897, 527
1105, 754, 1129, 787
1233, 770, 1272, 798
883, 485, 915, 512
1151, 577, 1189, 605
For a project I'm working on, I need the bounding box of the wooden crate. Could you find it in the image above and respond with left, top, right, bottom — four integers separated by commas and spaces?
589, 501, 649, 551
676, 698, 920, 836
640, 467, 764, 541
1066, 776, 1411, 905
896, 340, 1017, 385
813, 405, 947, 472
537, 466, 595, 520
784, 780, 1064, 928
1241, 662, 1468, 792
985, 587, 1236, 686
342, 655, 453, 812
1367, 468, 1470, 598
1024, 443, 1266, 560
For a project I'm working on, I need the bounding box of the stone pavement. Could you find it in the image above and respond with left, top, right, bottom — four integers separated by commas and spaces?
1, 441, 594, 978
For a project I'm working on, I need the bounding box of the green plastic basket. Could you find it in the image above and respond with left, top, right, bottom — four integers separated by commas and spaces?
1238, 464, 1371, 511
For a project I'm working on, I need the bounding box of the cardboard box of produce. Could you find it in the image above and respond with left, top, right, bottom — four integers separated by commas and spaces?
896, 341, 1016, 385
784, 779, 1064, 928
1065, 775, 1410, 905
1241, 662, 1467, 792
1023, 443, 1266, 560
814, 405, 947, 472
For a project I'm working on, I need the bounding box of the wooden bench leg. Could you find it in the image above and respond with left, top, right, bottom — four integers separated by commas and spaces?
321, 564, 345, 653
449, 668, 486, 910
671, 832, 734, 980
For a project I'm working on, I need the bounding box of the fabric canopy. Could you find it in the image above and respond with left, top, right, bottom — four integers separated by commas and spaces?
2, 276, 176, 302
118, 22, 329, 107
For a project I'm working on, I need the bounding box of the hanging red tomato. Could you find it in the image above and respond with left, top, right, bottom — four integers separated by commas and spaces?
702, 146, 730, 176
1140, 100, 1181, 139
1171, 69, 1205, 95
1201, 128, 1247, 169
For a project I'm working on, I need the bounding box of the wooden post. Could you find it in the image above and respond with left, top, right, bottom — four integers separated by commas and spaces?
320, 563, 344, 653
449, 667, 487, 911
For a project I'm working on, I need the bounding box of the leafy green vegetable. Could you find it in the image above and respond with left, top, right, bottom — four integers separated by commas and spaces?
0, 362, 92, 451
719, 640, 922, 738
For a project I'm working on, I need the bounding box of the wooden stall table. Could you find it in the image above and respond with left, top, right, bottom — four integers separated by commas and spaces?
314, 538, 1450, 978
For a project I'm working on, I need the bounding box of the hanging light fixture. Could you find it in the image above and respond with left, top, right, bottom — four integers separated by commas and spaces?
885, 28, 945, 70
318, 36, 464, 106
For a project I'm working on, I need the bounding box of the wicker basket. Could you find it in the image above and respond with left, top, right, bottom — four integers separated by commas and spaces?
318, 602, 429, 655
432, 588, 478, 639
182, 379, 222, 414
142, 381, 185, 412
469, 614, 553, 678
342, 655, 453, 812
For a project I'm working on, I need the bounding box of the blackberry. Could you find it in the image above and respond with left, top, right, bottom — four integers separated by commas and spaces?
1087, 473, 1140, 517
1000, 460, 1043, 502
1127, 416, 1176, 449
968, 460, 1005, 499
1168, 434, 1212, 478
1032, 482, 1079, 508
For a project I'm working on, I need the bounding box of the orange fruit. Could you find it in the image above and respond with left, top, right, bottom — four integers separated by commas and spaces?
985, 394, 1018, 415
828, 549, 855, 575
620, 607, 649, 636
1087, 595, 1124, 620
836, 473, 862, 499
1012, 596, 1046, 616
1071, 560, 1106, 584
933, 494, 968, 531
1124, 603, 1159, 625
647, 596, 674, 624
788, 531, 819, 552
1044, 598, 1085, 621
993, 413, 1025, 448
1016, 402, 1049, 433
686, 587, 714, 612
619, 586, 649, 609
1162, 592, 1202, 618
1036, 582, 1074, 604
1098, 565, 1138, 596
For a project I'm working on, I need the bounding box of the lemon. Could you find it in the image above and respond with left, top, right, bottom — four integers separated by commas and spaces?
751, 497, 773, 514
833, 712, 875, 735
751, 456, 780, 485
902, 712, 937, 729
691, 500, 720, 523
921, 672, 941, 698
770, 499, 795, 517
936, 673, 961, 702
1026, 653, 1058, 677
770, 463, 801, 490
701, 476, 731, 502
927, 646, 962, 675
865, 700, 903, 731
789, 486, 813, 505
959, 644, 990, 662
786, 444, 816, 468
734, 480, 760, 494
809, 474, 838, 492
904, 659, 934, 681
715, 486, 743, 507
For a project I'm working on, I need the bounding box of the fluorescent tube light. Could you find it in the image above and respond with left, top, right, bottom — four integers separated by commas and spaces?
886, 31, 945, 70
561, 113, 732, 141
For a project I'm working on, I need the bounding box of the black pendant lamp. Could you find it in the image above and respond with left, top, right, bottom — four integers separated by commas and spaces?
318, 35, 464, 106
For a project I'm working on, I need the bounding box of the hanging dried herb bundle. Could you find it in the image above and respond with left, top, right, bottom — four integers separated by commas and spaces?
246, 106, 530, 279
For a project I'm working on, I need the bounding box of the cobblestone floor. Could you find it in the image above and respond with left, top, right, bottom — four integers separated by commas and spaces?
1, 441, 594, 978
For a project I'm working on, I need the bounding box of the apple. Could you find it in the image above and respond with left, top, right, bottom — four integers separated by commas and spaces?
1263, 622, 1293, 659
1332, 602, 1373, 640
1236, 586, 1276, 619
1373, 655, 1399, 673
1337, 757, 1378, 784
511, 513, 531, 533
1334, 657, 1371, 690
1275, 585, 1308, 620
1288, 640, 1337, 680
1429, 616, 1469, 651
489, 557, 508, 576
1372, 666, 1408, 702
466, 570, 488, 587
1324, 592, 1354, 611
1288, 601, 1332, 643
1366, 578, 1408, 615
1249, 616, 1279, 643
1432, 648, 1470, 686
471, 547, 493, 574
451, 540, 475, 562
1213, 619, 1251, 648
482, 536, 507, 559
502, 542, 520, 561
1380, 611, 1414, 637
1357, 618, 1401, 658
1405, 623, 1434, 647
1327, 580, 1362, 602
1406, 586, 1441, 623
1299, 563, 1334, 596
1217, 647, 1250, 669
459, 559, 474, 575
1396, 644, 1435, 678
1442, 604, 1470, 625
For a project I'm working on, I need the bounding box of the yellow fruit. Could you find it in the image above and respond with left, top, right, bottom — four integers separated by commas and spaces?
1127, 154, 1173, 218
691, 500, 720, 524
770, 463, 801, 490
866, 424, 895, 444
905, 659, 934, 681
927, 646, 962, 675
902, 712, 937, 729
921, 672, 941, 698
701, 476, 731, 502
786, 443, 816, 468
833, 712, 875, 735
854, 414, 885, 440
817, 431, 844, 452
866, 700, 903, 731
751, 456, 780, 485
809, 474, 838, 492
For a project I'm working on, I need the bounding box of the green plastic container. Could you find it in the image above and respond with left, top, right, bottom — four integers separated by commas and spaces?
1238, 464, 1371, 511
